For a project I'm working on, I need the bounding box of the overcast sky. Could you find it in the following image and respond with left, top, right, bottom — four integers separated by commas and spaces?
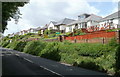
4, 0, 119, 36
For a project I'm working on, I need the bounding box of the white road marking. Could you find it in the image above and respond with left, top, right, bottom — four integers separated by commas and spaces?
40, 65, 64, 77
15, 54, 20, 57
23, 57, 63, 77
23, 58, 34, 63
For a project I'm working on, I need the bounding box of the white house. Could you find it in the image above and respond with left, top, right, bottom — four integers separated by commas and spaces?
55, 18, 75, 33
66, 13, 102, 32
47, 21, 57, 30
28, 28, 38, 34
99, 11, 120, 30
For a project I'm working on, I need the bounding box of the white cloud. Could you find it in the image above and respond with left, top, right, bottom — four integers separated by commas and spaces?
4, 0, 100, 36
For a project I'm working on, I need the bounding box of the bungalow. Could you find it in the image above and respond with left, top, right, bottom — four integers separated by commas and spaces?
47, 21, 57, 30
55, 18, 75, 33
67, 13, 102, 32
28, 28, 39, 34
99, 11, 120, 30
22, 30, 29, 35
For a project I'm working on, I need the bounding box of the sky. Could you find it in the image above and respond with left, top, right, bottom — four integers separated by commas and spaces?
3, 0, 120, 36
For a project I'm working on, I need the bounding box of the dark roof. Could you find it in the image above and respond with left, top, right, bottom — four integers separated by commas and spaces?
67, 14, 102, 25
55, 18, 75, 25
78, 13, 90, 17
100, 10, 120, 22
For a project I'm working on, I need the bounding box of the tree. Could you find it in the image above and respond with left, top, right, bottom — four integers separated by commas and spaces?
1, 2, 29, 33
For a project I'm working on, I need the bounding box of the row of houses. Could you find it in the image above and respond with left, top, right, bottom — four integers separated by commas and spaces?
9, 11, 120, 37
8, 27, 41, 37
47, 11, 120, 33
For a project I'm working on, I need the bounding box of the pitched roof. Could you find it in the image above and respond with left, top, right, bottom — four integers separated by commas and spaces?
36, 27, 41, 30
55, 18, 75, 25
85, 14, 102, 22
51, 21, 57, 25
100, 10, 120, 22
41, 24, 48, 30
67, 14, 102, 26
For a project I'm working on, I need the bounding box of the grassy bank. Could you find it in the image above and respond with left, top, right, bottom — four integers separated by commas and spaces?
1, 37, 120, 76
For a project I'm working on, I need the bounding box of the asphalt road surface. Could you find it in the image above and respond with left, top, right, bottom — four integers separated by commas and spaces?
0, 48, 110, 77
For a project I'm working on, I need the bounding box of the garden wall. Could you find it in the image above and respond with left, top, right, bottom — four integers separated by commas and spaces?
65, 30, 120, 44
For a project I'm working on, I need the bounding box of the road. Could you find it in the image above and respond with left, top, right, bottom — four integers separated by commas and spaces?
0, 48, 110, 77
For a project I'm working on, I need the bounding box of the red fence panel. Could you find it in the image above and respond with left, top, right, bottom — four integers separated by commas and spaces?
65, 31, 116, 41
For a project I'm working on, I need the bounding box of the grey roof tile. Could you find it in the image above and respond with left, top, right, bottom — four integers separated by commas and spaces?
55, 18, 75, 25
100, 10, 120, 22
67, 14, 102, 25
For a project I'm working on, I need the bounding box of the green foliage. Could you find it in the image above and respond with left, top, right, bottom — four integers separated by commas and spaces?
2, 2, 28, 32
115, 44, 120, 75
14, 41, 27, 52
6, 41, 18, 49
77, 57, 104, 71
39, 42, 61, 61
6, 41, 27, 52
44, 30, 51, 35
1, 40, 10, 47
74, 29, 86, 36
48, 34, 56, 38
12, 35, 20, 41
65, 32, 71, 36
24, 40, 46, 56
26, 33, 35, 36
2, 35, 119, 75
106, 29, 117, 32
38, 30, 41, 35
108, 38, 118, 47
73, 43, 112, 58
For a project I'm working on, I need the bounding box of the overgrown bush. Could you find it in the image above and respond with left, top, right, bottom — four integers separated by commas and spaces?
115, 44, 120, 75
73, 43, 112, 58
14, 41, 27, 52
6, 41, 27, 52
6, 41, 20, 49
39, 42, 61, 61
108, 38, 118, 47
1, 40, 10, 47
24, 40, 46, 56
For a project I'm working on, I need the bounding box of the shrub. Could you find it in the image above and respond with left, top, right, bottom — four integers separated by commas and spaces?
115, 44, 120, 75
6, 41, 27, 52
24, 40, 46, 56
39, 42, 61, 61
1, 40, 10, 47
73, 43, 112, 58
108, 38, 118, 47
14, 41, 27, 52
44, 30, 51, 35
6, 41, 20, 49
